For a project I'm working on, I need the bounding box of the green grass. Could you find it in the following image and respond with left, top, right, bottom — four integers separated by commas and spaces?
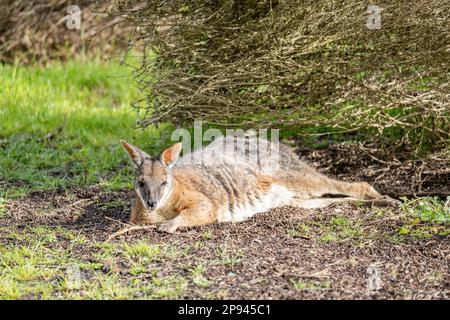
0, 197, 6, 218
395, 197, 450, 240
288, 217, 365, 243
0, 226, 189, 299
291, 278, 331, 291
0, 57, 169, 197
288, 197, 449, 244
190, 264, 211, 288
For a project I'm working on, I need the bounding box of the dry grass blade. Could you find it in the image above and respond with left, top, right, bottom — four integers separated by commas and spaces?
104, 216, 157, 241
106, 225, 157, 242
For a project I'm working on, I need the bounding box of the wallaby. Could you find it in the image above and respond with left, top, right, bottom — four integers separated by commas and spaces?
121, 136, 393, 233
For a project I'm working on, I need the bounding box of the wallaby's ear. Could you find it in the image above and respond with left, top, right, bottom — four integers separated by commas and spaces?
121, 140, 149, 167
161, 143, 182, 168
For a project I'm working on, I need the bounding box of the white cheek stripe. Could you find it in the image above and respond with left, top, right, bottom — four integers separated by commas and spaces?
156, 174, 173, 210
136, 187, 148, 208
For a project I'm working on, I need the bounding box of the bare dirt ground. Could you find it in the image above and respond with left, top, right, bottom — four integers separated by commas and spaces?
2, 144, 449, 299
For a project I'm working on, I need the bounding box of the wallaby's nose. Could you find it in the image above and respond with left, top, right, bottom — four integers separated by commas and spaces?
147, 200, 157, 209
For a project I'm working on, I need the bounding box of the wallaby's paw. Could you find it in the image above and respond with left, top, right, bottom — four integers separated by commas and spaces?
355, 182, 383, 200
380, 195, 401, 206
158, 221, 179, 234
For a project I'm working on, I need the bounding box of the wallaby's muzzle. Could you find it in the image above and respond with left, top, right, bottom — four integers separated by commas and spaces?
147, 199, 157, 210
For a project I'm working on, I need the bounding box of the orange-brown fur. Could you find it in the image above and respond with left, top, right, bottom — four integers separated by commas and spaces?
122, 138, 393, 233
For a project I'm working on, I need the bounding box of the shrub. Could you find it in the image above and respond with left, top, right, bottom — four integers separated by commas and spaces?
107, 0, 449, 152
0, 0, 133, 63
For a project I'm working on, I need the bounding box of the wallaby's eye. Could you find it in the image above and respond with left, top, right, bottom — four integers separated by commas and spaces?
161, 181, 168, 186
138, 180, 145, 188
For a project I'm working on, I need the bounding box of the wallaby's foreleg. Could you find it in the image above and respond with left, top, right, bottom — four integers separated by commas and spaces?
158, 205, 217, 233
158, 215, 189, 233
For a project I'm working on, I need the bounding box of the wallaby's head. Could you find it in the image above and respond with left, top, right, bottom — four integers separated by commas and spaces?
121, 141, 182, 211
